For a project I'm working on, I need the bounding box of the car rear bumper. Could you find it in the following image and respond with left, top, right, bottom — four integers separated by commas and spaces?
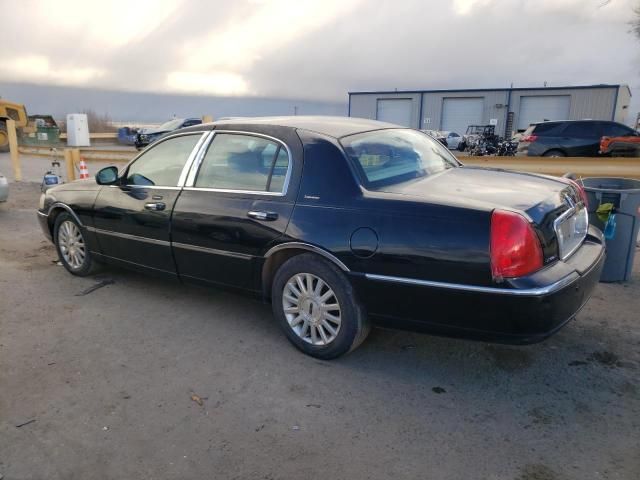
352, 227, 605, 344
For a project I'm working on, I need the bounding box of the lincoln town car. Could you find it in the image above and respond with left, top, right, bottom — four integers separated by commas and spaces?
37, 117, 605, 359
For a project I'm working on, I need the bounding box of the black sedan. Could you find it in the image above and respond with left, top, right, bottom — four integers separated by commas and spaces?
37, 116, 605, 359
134, 117, 202, 150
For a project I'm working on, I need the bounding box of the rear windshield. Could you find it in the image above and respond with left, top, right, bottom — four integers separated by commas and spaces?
340, 129, 459, 189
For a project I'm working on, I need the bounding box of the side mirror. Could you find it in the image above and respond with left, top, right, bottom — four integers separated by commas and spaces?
96, 166, 119, 185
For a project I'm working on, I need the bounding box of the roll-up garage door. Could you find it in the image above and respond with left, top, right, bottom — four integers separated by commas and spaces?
376, 99, 413, 127
517, 95, 570, 130
441, 98, 484, 134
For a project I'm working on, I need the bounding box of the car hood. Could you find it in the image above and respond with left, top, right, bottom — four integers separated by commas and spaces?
375, 166, 575, 222
48, 177, 100, 192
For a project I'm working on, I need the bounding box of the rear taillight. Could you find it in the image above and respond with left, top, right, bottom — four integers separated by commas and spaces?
521, 134, 538, 143
490, 210, 543, 281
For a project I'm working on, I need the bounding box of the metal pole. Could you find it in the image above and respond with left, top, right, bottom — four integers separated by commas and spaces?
7, 119, 21, 181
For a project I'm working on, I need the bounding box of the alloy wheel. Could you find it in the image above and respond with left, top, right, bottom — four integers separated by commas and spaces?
58, 220, 86, 269
282, 273, 341, 346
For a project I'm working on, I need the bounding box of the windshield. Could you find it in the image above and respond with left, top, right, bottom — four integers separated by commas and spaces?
158, 118, 183, 131
340, 129, 459, 189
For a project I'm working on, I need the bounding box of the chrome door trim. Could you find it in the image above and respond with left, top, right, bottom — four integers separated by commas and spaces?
172, 242, 254, 260
178, 131, 213, 187
182, 186, 286, 197
364, 272, 579, 297
264, 242, 350, 272
86, 226, 170, 246
184, 130, 293, 196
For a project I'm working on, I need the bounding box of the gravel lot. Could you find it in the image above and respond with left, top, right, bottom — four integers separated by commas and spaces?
1, 180, 639, 480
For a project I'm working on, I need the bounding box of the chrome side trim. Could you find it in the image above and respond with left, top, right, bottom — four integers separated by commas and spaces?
264, 242, 350, 272
86, 226, 170, 246
172, 242, 253, 260
108, 185, 182, 191
364, 272, 580, 297
184, 130, 293, 196
183, 187, 285, 197
47, 203, 84, 227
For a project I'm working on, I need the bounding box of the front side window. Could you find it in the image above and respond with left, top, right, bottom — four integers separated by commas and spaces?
195, 133, 289, 193
341, 129, 459, 190
126, 134, 201, 186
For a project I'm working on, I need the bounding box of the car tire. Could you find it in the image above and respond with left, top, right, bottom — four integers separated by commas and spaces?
0, 121, 9, 153
271, 253, 370, 359
543, 149, 566, 158
54, 212, 100, 276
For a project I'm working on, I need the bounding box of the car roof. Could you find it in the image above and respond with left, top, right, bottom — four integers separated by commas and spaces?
184, 115, 400, 139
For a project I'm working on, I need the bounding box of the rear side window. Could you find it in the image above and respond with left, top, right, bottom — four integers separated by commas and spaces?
126, 134, 201, 186
600, 122, 634, 137
195, 133, 289, 193
562, 122, 600, 138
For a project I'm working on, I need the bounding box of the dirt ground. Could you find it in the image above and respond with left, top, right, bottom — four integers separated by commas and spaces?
1, 182, 639, 480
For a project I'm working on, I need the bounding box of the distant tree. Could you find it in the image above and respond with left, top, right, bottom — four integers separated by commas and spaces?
633, 2, 640, 41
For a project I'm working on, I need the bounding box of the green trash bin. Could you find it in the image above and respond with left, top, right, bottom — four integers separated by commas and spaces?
21, 125, 61, 146
581, 177, 640, 282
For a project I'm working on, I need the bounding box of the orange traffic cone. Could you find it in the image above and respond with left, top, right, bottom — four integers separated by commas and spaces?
79, 158, 89, 179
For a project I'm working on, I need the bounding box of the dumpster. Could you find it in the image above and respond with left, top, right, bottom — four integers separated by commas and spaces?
581, 177, 640, 282
21, 125, 61, 146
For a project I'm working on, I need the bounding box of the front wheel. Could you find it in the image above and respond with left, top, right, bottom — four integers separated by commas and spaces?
54, 212, 100, 276
271, 253, 370, 359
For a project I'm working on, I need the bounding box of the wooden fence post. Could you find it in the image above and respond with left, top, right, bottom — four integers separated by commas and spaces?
64, 149, 76, 181
7, 119, 21, 181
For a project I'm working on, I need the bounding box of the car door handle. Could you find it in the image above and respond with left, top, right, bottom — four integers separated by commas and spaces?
144, 202, 166, 211
247, 211, 278, 221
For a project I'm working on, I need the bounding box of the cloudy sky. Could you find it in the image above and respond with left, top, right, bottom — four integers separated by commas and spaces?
1, 0, 639, 117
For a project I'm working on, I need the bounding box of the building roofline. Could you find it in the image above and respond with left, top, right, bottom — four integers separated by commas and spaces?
348, 84, 626, 96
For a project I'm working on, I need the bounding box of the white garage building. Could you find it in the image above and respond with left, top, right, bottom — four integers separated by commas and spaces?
348, 84, 631, 137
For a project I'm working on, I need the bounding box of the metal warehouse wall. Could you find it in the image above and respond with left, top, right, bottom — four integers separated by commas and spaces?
349, 85, 627, 137
349, 92, 422, 127
614, 86, 632, 124
421, 90, 509, 133
509, 87, 617, 130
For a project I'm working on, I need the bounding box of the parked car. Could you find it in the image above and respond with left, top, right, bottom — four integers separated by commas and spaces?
442, 131, 463, 150
421, 129, 448, 147
517, 120, 637, 157
37, 116, 605, 359
134, 117, 202, 150
0, 171, 8, 202
600, 133, 640, 156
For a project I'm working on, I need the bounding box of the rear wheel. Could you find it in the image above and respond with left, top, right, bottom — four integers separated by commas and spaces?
0, 121, 9, 153
543, 149, 566, 157
54, 212, 100, 276
271, 253, 370, 359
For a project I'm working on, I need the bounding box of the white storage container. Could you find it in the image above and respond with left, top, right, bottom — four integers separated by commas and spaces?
66, 114, 91, 146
